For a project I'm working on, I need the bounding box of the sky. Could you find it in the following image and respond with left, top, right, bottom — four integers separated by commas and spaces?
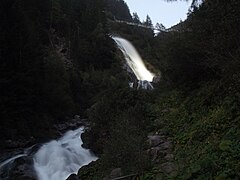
124, 0, 192, 28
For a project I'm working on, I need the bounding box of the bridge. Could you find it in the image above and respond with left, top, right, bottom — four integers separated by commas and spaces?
114, 19, 177, 33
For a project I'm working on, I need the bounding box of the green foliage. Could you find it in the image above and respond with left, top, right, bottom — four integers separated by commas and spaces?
102, 111, 150, 173
154, 0, 240, 88
219, 140, 232, 152
0, 0, 124, 144
42, 51, 74, 120
148, 79, 240, 179
86, 89, 154, 174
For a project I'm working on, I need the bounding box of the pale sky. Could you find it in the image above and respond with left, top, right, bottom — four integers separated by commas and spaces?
124, 0, 192, 28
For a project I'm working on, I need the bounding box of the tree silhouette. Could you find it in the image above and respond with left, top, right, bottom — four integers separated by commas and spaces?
132, 12, 141, 24
143, 15, 153, 27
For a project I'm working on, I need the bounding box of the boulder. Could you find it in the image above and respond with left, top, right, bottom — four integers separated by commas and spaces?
109, 168, 122, 179
147, 135, 165, 147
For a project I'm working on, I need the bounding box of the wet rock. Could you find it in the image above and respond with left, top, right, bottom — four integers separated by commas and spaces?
67, 174, 79, 180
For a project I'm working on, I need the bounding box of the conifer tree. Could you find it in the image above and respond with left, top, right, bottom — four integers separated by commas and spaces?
132, 12, 141, 24
143, 15, 153, 28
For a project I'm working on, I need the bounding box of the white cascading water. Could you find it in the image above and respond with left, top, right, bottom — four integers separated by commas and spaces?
112, 36, 155, 88
33, 127, 97, 180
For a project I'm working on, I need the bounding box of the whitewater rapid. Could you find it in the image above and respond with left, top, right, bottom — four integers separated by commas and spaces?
33, 127, 97, 180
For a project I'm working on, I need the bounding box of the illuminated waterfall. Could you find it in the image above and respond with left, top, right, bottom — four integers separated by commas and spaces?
112, 36, 155, 89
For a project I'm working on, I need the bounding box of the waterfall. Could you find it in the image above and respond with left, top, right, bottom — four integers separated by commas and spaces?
33, 127, 97, 180
112, 36, 155, 89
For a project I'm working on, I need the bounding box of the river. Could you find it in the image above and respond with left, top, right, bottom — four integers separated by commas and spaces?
0, 127, 97, 180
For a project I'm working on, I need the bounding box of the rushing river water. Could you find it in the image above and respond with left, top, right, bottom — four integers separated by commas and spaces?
0, 127, 97, 180
33, 127, 97, 180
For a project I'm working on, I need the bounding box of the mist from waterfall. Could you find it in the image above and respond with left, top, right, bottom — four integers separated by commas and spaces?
112, 36, 155, 82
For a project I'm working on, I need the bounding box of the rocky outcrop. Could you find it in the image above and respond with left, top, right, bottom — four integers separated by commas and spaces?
147, 131, 177, 177
54, 116, 86, 134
